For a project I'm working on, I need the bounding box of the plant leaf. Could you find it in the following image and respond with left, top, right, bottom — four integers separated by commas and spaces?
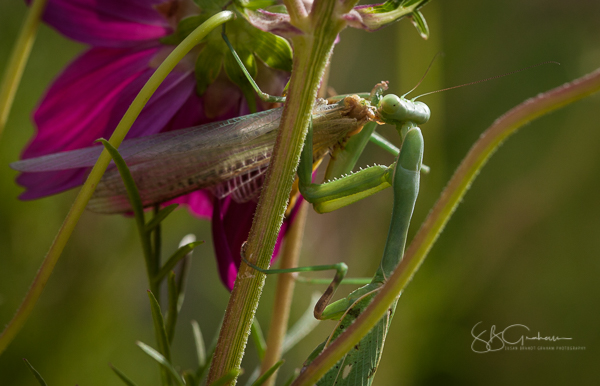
145, 204, 179, 232
191, 320, 207, 368
250, 29, 293, 72
146, 291, 171, 363
109, 364, 139, 386
210, 368, 243, 386
351, 0, 431, 32
166, 272, 179, 344
251, 318, 267, 360
97, 139, 144, 222
136, 341, 185, 386
410, 10, 429, 39
281, 293, 320, 354
195, 42, 225, 95
251, 360, 284, 386
154, 241, 204, 283
23, 359, 47, 386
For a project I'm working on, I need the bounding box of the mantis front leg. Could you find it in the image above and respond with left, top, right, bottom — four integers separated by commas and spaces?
298, 118, 395, 214
301, 124, 423, 385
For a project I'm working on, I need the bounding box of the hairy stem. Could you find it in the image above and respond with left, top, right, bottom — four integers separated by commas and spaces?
260, 202, 308, 385
0, 0, 47, 141
207, 0, 359, 383
293, 68, 600, 384
0, 11, 234, 356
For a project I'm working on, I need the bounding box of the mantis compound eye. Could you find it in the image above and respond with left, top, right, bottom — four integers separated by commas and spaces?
379, 94, 408, 121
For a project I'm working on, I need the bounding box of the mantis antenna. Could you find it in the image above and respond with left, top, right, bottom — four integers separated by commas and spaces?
401, 51, 445, 99
412, 61, 561, 101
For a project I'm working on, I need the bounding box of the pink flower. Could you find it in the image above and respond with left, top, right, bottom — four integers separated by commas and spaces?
18, 0, 293, 290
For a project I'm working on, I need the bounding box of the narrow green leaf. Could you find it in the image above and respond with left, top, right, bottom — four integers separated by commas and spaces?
182, 370, 197, 386
281, 293, 320, 354
250, 29, 293, 72
410, 10, 429, 39
195, 319, 221, 383
403, 0, 431, 8
175, 235, 193, 312
154, 240, 204, 283
166, 272, 179, 344
282, 369, 300, 386
109, 364, 139, 386
23, 359, 47, 386
137, 341, 185, 386
210, 368, 242, 386
97, 139, 145, 224
145, 204, 179, 232
191, 320, 207, 368
354, 0, 431, 31
237, 0, 277, 11
146, 290, 171, 363
251, 318, 266, 360
195, 43, 225, 95
251, 360, 284, 386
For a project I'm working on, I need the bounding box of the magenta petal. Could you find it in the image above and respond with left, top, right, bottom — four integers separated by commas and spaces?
168, 190, 213, 219
16, 168, 90, 200
29, 0, 171, 47
18, 46, 195, 199
24, 47, 160, 158
211, 195, 302, 291
212, 197, 244, 290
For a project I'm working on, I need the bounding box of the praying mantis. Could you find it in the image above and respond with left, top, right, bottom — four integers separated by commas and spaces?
239, 84, 425, 384
11, 33, 428, 384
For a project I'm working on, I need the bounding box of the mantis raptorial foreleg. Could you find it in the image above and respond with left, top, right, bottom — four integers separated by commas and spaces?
299, 124, 423, 385
223, 26, 428, 322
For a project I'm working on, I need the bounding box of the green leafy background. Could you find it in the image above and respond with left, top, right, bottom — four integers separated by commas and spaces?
1, 1, 600, 384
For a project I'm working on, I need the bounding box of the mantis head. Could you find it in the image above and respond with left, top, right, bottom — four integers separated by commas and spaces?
377, 94, 430, 126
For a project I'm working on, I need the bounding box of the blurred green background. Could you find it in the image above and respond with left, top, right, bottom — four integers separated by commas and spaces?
1, 1, 600, 385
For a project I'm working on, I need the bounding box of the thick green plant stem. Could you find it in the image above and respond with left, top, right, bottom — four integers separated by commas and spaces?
260, 202, 308, 386
292, 69, 600, 385
0, 0, 47, 141
0, 10, 234, 356
206, 0, 359, 383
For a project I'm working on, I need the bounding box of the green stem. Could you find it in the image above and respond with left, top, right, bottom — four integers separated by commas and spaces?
0, 0, 47, 141
149, 206, 162, 302
283, 0, 308, 25
206, 0, 359, 383
0, 10, 234, 356
292, 68, 600, 385
260, 202, 308, 386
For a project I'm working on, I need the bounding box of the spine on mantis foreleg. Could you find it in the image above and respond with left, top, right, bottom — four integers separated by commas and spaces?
304, 127, 423, 384
320, 125, 423, 318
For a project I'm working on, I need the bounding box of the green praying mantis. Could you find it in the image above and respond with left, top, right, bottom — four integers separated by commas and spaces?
11, 31, 428, 384
12, 29, 557, 383
224, 32, 425, 384
237, 72, 426, 385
